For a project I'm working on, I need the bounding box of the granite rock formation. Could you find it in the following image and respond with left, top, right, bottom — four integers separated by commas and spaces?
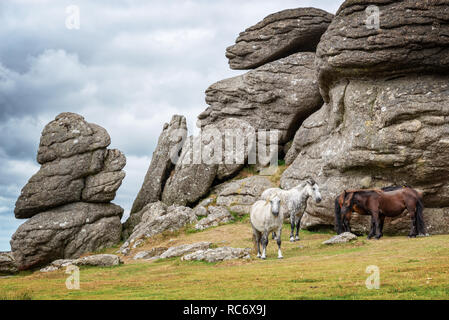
11, 113, 125, 270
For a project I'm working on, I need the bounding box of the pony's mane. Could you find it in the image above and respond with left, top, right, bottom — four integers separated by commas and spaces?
295, 178, 316, 189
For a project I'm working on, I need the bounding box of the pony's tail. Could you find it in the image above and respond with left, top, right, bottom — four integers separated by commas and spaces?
335, 197, 343, 234
415, 199, 427, 235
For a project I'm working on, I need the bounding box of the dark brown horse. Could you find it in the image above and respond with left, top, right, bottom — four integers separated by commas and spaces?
335, 186, 427, 239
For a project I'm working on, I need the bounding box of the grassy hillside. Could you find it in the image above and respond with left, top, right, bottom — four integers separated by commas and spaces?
1, 216, 449, 300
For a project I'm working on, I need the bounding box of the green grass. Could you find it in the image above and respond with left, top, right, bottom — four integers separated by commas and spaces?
1, 218, 449, 300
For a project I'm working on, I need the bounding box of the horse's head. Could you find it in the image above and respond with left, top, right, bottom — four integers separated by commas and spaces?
270, 196, 281, 217
305, 179, 322, 203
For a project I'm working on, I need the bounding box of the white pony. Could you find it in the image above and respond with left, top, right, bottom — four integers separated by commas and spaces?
250, 196, 283, 260
261, 179, 322, 242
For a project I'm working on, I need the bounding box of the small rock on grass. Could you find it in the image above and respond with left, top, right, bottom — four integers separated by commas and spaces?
182, 247, 251, 263
40, 254, 122, 272
322, 232, 357, 245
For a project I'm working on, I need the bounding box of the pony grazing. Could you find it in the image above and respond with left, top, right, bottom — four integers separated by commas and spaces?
261, 179, 322, 242
250, 196, 283, 260
335, 186, 427, 239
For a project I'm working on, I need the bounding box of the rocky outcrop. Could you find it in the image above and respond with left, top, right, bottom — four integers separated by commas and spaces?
73, 254, 122, 267
282, 0, 449, 235
82, 149, 126, 203
282, 76, 449, 235
14, 149, 106, 218
323, 232, 357, 245
120, 202, 197, 255
162, 118, 256, 206
11, 202, 123, 271
131, 115, 187, 214
158, 242, 212, 259
15, 113, 126, 219
133, 247, 169, 260
36, 113, 110, 165
144, 12, 326, 211
190, 176, 274, 217
182, 247, 251, 263
40, 254, 122, 272
198, 53, 323, 146
226, 8, 333, 70
0, 252, 18, 275
11, 113, 125, 270
215, 176, 274, 215
195, 207, 234, 231
316, 0, 449, 103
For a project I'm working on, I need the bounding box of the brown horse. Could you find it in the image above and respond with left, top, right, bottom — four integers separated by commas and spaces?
335, 186, 427, 239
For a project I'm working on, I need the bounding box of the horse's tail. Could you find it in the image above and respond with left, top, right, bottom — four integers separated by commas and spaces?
415, 198, 427, 235
335, 197, 343, 234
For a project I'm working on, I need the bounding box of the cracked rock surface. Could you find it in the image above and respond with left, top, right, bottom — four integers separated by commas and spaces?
226, 7, 333, 70
11, 113, 126, 270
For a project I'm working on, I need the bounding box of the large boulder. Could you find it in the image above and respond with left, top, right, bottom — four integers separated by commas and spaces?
282, 75, 449, 235
11, 112, 126, 270
194, 207, 234, 231
14, 149, 106, 218
37, 112, 110, 164
161, 118, 256, 206
198, 53, 323, 146
316, 0, 449, 103
131, 115, 187, 214
14, 113, 126, 219
10, 202, 123, 271
0, 252, 18, 275
82, 149, 126, 203
215, 176, 274, 215
226, 8, 333, 70
120, 202, 197, 254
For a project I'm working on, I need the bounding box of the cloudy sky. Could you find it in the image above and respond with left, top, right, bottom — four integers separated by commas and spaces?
0, 0, 339, 251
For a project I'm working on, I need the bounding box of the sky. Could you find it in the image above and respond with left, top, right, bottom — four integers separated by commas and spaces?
0, 0, 340, 251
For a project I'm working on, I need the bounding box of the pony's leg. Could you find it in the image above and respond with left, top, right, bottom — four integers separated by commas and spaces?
378, 215, 385, 239
341, 215, 347, 232
272, 232, 276, 240
367, 217, 376, 239
253, 229, 262, 258
407, 203, 418, 238
295, 214, 302, 241
372, 211, 382, 240
276, 227, 283, 259
261, 232, 269, 260
290, 214, 296, 242
343, 213, 352, 233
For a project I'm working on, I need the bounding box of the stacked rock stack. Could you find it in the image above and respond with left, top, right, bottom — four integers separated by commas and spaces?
10, 113, 126, 271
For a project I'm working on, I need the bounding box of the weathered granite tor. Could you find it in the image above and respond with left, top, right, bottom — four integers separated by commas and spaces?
11, 113, 126, 270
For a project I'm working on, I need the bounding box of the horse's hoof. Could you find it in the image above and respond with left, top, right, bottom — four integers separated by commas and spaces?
261, 256, 267, 260
295, 237, 300, 242
278, 256, 284, 260
289, 238, 295, 242
417, 233, 429, 238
